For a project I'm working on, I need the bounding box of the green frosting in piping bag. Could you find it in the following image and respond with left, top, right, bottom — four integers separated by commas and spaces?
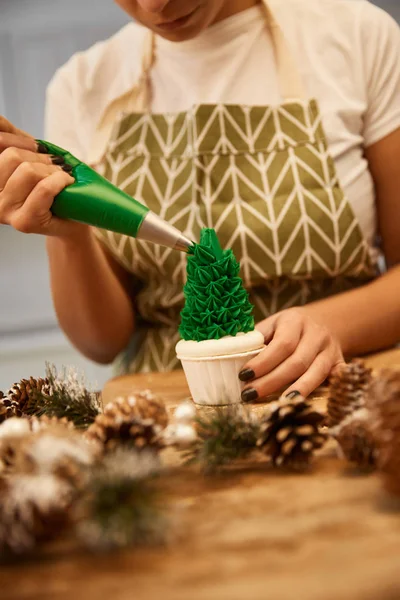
36, 139, 149, 238
179, 229, 255, 342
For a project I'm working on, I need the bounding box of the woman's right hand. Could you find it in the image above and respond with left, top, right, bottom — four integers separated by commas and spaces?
0, 116, 79, 238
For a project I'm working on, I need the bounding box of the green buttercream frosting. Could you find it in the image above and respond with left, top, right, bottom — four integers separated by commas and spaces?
179, 229, 255, 342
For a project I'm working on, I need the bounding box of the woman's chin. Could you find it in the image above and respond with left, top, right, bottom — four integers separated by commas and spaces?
151, 4, 215, 42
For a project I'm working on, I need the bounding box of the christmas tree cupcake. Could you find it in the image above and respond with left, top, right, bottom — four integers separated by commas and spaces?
176, 229, 265, 406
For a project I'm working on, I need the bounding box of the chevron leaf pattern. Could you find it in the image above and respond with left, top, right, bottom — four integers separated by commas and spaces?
96, 100, 375, 373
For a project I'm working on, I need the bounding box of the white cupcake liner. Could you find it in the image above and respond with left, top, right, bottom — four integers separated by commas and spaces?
179, 347, 264, 406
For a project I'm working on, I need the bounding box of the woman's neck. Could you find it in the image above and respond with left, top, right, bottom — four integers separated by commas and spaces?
213, 0, 262, 24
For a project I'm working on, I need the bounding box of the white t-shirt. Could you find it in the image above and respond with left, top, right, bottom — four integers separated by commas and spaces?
45, 0, 400, 249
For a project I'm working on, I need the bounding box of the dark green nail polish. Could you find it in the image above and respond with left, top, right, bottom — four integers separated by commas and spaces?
51, 155, 65, 166
239, 368, 255, 382
241, 388, 258, 403
36, 142, 49, 154
286, 391, 301, 399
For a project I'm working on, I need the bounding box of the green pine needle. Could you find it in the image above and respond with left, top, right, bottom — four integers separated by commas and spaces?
183, 406, 261, 473
30, 363, 101, 429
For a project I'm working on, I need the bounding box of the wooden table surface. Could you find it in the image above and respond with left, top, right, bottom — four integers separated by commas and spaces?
2, 349, 400, 600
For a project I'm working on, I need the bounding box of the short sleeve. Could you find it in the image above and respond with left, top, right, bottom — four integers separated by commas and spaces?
44, 62, 85, 161
360, 2, 400, 147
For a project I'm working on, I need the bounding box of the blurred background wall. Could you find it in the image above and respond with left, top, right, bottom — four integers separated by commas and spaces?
0, 0, 398, 391
0, 0, 129, 390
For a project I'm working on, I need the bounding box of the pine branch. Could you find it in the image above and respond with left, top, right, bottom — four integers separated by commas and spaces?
182, 406, 260, 473
31, 364, 102, 429
77, 449, 167, 551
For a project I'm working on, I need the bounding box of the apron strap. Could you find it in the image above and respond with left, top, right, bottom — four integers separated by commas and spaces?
262, 0, 307, 101
89, 1, 305, 165
88, 32, 155, 166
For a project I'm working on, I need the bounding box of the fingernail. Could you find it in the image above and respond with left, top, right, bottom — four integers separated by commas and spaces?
36, 142, 49, 154
238, 368, 255, 382
285, 391, 301, 399
61, 164, 73, 173
51, 155, 65, 166
241, 388, 258, 403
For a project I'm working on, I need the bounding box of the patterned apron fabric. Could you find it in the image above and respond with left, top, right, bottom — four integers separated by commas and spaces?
95, 6, 376, 374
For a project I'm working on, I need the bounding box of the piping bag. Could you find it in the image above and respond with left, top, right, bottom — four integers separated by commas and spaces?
37, 140, 194, 253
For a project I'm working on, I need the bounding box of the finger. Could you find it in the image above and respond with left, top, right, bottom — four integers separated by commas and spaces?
0, 147, 53, 189
255, 315, 276, 344
241, 332, 322, 403
239, 318, 303, 383
11, 170, 75, 236
284, 353, 346, 399
0, 132, 37, 153
1, 162, 64, 218
0, 116, 31, 138
0, 115, 31, 137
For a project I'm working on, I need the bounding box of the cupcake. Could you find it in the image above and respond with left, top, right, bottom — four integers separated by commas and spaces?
176, 229, 265, 406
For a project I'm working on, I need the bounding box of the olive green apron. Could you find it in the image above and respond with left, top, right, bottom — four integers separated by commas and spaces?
94, 1, 376, 374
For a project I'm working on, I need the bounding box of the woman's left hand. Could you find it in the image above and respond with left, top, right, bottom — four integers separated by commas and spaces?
239, 308, 345, 402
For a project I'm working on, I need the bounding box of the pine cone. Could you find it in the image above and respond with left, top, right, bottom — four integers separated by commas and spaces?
332, 408, 377, 469
0, 437, 34, 476
0, 418, 32, 475
27, 428, 99, 489
258, 395, 326, 469
366, 370, 400, 496
0, 395, 22, 424
327, 360, 372, 427
0, 417, 94, 483
366, 369, 400, 425
29, 414, 74, 433
6, 377, 50, 416
86, 391, 168, 452
0, 474, 72, 556
0, 418, 51, 476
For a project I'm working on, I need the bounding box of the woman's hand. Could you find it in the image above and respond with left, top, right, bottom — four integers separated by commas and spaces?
0, 116, 78, 238
239, 308, 344, 401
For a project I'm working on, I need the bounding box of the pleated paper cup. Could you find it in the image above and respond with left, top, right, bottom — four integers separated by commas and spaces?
176, 331, 265, 406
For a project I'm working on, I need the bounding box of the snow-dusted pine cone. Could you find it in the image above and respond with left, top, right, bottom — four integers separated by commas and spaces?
29, 414, 74, 433
0, 417, 96, 485
6, 377, 50, 416
366, 369, 400, 496
0, 418, 33, 475
86, 391, 168, 452
258, 395, 327, 469
332, 408, 377, 469
0, 442, 30, 475
327, 360, 372, 427
366, 369, 400, 426
0, 393, 22, 424
27, 428, 99, 488
0, 474, 72, 556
